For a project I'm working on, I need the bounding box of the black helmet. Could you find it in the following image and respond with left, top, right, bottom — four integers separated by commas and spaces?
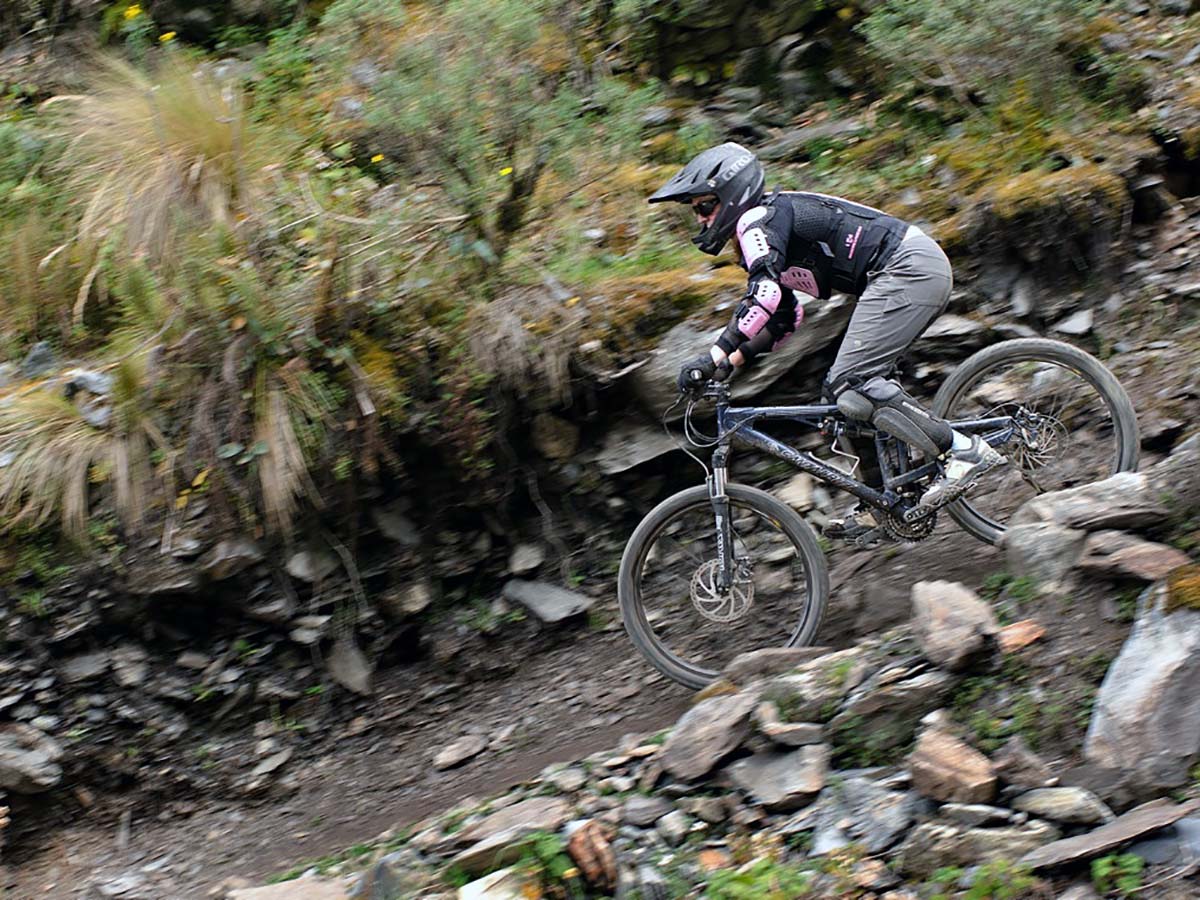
647, 142, 765, 255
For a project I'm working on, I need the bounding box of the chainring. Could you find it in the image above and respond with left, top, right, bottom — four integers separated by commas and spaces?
690, 559, 755, 624
880, 508, 938, 542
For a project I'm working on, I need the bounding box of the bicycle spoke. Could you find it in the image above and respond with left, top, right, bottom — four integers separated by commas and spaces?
943, 356, 1125, 533
630, 499, 813, 678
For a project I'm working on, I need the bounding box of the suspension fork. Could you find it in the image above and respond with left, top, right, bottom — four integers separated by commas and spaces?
708, 445, 735, 592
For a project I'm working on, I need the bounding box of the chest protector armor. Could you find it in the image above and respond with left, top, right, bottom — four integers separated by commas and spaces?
763, 192, 909, 298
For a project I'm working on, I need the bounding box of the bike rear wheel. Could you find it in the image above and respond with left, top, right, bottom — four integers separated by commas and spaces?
932, 337, 1139, 545
619, 483, 830, 690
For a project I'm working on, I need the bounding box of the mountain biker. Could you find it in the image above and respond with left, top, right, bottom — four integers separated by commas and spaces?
648, 141, 1004, 538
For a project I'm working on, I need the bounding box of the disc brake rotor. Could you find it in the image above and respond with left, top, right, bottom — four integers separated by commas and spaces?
1012, 410, 1070, 472
690, 559, 755, 624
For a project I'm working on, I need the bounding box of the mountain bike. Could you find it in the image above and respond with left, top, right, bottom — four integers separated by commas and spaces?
618, 338, 1139, 689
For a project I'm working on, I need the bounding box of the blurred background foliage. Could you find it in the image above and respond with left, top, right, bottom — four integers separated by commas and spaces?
0, 0, 1196, 544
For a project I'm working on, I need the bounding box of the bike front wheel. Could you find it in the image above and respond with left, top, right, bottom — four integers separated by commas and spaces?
932, 337, 1140, 545
618, 483, 830, 691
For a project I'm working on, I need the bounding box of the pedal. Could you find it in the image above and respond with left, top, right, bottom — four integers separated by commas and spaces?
850, 527, 891, 549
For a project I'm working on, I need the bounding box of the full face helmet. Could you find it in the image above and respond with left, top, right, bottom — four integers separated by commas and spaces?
647, 142, 766, 255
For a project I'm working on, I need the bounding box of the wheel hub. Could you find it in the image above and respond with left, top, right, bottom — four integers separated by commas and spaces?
690, 559, 754, 624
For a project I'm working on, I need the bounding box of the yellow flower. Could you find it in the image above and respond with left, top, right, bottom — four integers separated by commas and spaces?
371, 153, 385, 163
499, 166, 513, 176
124, 4, 142, 20
159, 31, 177, 42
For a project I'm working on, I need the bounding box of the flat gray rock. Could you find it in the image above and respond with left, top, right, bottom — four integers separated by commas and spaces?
200, 538, 264, 580
623, 795, 674, 827
433, 734, 488, 771
326, 637, 373, 696
501, 580, 593, 623
1020, 799, 1200, 871
1012, 787, 1114, 825
660, 691, 758, 782
727, 744, 828, 812
454, 797, 570, 846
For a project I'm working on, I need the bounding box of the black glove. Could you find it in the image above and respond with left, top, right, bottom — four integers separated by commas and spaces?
677, 353, 717, 394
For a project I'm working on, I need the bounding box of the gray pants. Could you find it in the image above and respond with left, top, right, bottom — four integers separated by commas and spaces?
826, 231, 953, 388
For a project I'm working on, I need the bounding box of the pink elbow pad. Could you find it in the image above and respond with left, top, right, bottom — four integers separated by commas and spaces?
750, 280, 782, 313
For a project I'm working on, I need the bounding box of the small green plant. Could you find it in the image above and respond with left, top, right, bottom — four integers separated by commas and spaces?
515, 831, 575, 888
18, 589, 47, 618
267, 842, 376, 884
1091, 853, 1143, 897
1006, 575, 1038, 604
930, 865, 965, 900
824, 658, 854, 689
964, 859, 1038, 900
980, 571, 1012, 601
1114, 588, 1141, 623
705, 856, 813, 899
1089, 854, 1142, 897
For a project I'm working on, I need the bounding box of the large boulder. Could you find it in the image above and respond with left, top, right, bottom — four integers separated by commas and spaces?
909, 726, 997, 804
0, 725, 63, 794
629, 295, 854, 420
1001, 523, 1087, 589
1084, 570, 1200, 791
911, 581, 999, 672
760, 648, 871, 723
1011, 472, 1166, 531
660, 691, 759, 782
726, 744, 828, 812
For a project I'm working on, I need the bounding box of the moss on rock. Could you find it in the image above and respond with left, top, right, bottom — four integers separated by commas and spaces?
1166, 564, 1200, 613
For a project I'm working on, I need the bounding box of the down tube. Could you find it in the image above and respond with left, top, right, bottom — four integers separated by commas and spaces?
733, 426, 889, 508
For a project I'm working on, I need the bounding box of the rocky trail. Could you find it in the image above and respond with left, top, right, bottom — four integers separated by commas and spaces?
4, 508, 1012, 899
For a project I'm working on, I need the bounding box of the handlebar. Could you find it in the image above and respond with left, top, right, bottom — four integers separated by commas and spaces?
681, 361, 736, 399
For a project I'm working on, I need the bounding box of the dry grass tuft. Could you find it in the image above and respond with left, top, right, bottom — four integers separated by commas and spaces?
0, 356, 164, 539
57, 55, 284, 259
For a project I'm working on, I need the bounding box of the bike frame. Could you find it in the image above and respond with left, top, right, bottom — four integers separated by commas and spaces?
699, 382, 1015, 589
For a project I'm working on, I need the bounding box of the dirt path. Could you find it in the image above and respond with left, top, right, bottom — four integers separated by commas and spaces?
3, 511, 1003, 900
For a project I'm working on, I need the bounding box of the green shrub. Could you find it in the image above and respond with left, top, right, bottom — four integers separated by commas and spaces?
1092, 853, 1143, 898
364, 0, 647, 275
858, 0, 1101, 112
705, 857, 812, 899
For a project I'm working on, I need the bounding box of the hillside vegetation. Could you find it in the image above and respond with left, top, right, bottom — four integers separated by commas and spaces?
0, 0, 1196, 555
